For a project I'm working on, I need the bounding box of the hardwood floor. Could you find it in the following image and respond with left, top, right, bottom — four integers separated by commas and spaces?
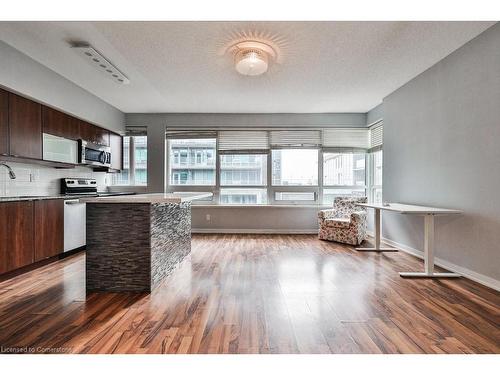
0, 234, 498, 354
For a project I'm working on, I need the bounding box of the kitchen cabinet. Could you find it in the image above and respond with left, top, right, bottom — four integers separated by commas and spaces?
0, 201, 34, 274
109, 132, 123, 170
80, 121, 110, 146
78, 120, 95, 143
42, 106, 80, 140
1, 86, 115, 167
95, 126, 110, 147
34, 199, 64, 262
9, 93, 42, 159
0, 88, 8, 156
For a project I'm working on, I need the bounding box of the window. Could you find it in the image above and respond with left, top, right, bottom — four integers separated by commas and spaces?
272, 149, 318, 186
133, 136, 148, 185
111, 135, 147, 186
166, 129, 381, 206
275, 192, 316, 201
323, 188, 366, 206
218, 154, 268, 204
168, 138, 216, 185
220, 188, 267, 204
370, 150, 383, 203
322, 152, 366, 204
220, 154, 267, 186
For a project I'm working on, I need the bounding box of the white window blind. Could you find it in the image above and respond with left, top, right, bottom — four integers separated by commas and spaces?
125, 126, 147, 136
270, 130, 321, 147
322, 128, 369, 149
369, 123, 383, 150
218, 131, 269, 153
166, 130, 217, 139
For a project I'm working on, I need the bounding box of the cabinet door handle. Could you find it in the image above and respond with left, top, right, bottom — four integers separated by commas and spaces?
65, 200, 81, 205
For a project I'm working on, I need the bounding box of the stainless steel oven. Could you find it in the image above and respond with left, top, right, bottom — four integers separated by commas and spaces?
78, 140, 111, 167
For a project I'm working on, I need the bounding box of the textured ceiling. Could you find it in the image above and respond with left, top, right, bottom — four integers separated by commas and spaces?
0, 21, 495, 113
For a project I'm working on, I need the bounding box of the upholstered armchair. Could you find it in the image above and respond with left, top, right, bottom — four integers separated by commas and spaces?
318, 197, 368, 245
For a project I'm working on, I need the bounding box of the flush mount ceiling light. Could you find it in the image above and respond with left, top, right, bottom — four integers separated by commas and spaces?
230, 41, 277, 76
71, 43, 130, 84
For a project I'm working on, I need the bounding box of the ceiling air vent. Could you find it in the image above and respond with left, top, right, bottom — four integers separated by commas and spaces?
71, 43, 130, 85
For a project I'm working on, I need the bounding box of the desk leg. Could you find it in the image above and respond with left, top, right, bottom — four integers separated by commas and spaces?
356, 208, 397, 252
400, 214, 460, 278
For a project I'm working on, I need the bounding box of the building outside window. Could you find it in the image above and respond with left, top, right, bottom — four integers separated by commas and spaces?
219, 188, 267, 204
272, 149, 318, 186
322, 152, 366, 205
111, 135, 147, 186
219, 154, 267, 204
166, 129, 382, 206
168, 139, 216, 185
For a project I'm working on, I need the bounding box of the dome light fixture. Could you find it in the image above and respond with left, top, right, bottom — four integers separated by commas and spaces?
230, 41, 277, 77
235, 49, 268, 76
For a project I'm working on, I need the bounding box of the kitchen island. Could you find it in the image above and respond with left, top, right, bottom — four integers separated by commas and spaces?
82, 192, 212, 292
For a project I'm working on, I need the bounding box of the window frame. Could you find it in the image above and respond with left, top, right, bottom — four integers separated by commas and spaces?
368, 149, 383, 203
111, 134, 148, 187
219, 153, 268, 187
166, 130, 381, 206
321, 150, 368, 205
269, 147, 321, 205
217, 152, 269, 205
166, 137, 218, 189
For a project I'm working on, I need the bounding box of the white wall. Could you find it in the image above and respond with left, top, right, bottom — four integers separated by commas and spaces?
0, 41, 125, 134
381, 23, 500, 285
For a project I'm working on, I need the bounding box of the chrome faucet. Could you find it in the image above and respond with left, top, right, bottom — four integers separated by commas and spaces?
0, 163, 16, 179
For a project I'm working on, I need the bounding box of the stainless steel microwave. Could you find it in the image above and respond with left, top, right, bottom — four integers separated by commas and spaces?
78, 140, 111, 167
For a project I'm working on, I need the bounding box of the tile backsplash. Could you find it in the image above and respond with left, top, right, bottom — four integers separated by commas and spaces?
0, 161, 110, 197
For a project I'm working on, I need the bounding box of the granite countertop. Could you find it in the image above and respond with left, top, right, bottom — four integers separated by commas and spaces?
82, 192, 213, 204
0, 192, 136, 203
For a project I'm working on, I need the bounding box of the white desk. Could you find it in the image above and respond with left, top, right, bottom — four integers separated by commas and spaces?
356, 203, 462, 279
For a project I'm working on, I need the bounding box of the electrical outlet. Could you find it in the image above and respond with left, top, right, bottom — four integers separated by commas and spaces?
206, 214, 211, 221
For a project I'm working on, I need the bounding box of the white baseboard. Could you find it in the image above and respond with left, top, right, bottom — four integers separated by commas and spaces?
192, 228, 318, 234
365, 232, 500, 292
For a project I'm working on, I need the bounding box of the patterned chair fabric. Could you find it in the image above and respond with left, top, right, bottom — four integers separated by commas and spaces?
318, 196, 368, 245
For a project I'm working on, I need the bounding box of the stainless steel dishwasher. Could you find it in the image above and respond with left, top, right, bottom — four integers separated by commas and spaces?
64, 199, 86, 252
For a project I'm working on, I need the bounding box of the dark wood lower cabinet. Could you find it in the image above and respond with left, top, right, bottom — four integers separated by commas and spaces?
0, 201, 34, 274
34, 199, 64, 262
0, 199, 65, 275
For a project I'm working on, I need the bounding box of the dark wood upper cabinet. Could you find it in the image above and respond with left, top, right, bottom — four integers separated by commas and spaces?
79, 121, 109, 146
42, 106, 80, 140
9, 93, 42, 159
0, 201, 34, 274
109, 132, 123, 170
79, 120, 95, 143
96, 126, 110, 147
1, 87, 117, 168
0, 89, 8, 156
34, 199, 64, 262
